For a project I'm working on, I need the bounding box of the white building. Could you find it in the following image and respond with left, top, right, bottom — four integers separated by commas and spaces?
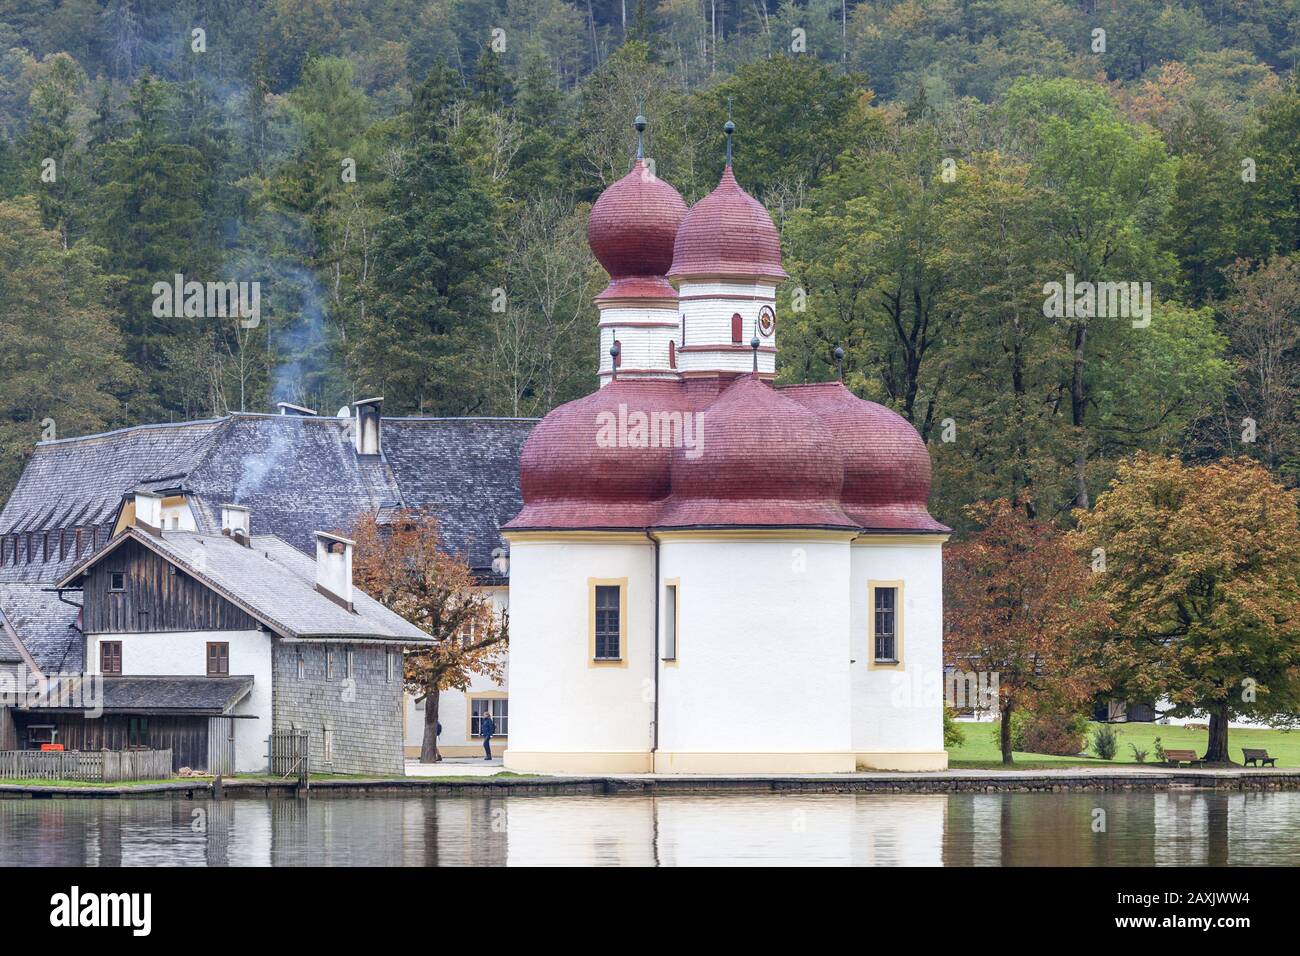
500, 119, 951, 774
3, 497, 428, 775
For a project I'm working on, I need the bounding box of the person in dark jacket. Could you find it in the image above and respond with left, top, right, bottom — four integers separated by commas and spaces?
480, 710, 495, 760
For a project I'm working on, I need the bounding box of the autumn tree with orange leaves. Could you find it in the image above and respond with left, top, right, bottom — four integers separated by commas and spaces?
1072, 455, 1300, 764
352, 509, 507, 762
945, 499, 1106, 764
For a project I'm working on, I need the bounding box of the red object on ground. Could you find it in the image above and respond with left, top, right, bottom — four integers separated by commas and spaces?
40, 743, 64, 751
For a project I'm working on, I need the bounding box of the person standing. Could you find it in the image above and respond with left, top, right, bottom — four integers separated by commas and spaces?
480, 709, 495, 761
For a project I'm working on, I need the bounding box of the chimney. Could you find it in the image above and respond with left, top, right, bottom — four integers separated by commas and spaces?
220, 504, 251, 547
314, 531, 355, 611
277, 401, 317, 416
351, 397, 384, 456
133, 490, 163, 533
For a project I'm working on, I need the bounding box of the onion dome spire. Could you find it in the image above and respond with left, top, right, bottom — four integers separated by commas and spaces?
586, 113, 688, 300
666, 111, 787, 282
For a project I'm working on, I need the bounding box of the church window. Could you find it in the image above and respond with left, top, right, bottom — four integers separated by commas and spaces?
731, 313, 743, 343
663, 581, 679, 661
869, 582, 904, 668
588, 578, 628, 665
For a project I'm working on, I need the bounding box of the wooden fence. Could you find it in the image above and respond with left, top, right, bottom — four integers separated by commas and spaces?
0, 749, 174, 783
268, 731, 310, 789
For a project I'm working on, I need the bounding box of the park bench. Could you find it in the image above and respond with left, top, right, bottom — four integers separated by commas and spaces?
1242, 748, 1277, 768
1163, 749, 1204, 767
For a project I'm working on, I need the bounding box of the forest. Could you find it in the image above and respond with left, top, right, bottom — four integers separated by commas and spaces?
0, 0, 1297, 531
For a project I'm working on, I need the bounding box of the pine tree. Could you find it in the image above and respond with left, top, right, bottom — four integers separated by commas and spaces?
353, 65, 500, 415
92, 71, 213, 416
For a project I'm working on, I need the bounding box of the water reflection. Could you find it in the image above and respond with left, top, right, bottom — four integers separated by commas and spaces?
2, 791, 1299, 866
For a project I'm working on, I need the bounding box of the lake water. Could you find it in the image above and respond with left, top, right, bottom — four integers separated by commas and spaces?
2, 791, 1298, 866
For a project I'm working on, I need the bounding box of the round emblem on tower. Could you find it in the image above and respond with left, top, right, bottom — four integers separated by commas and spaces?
758, 305, 776, 337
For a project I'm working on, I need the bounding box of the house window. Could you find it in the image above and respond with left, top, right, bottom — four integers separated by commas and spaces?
128, 717, 149, 748
663, 581, 678, 661
869, 582, 904, 668
323, 729, 334, 762
326, 647, 335, 681
470, 698, 508, 738
345, 647, 354, 679
108, 571, 126, 592
100, 640, 122, 676
297, 650, 305, 680
207, 642, 229, 677
589, 580, 626, 663
386, 650, 394, 683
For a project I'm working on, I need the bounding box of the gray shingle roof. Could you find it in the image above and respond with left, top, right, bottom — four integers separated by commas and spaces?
60, 528, 431, 643
0, 413, 534, 578
0, 613, 22, 663
0, 583, 82, 672
383, 418, 533, 579
29, 675, 254, 714
0, 411, 532, 666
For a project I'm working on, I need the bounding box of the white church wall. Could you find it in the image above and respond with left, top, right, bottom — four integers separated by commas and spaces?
503, 537, 656, 772
850, 537, 948, 769
655, 535, 854, 772
597, 306, 681, 382
675, 278, 777, 376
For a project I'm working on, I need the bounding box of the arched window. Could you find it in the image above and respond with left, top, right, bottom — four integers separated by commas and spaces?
730, 313, 743, 343
668, 339, 676, 369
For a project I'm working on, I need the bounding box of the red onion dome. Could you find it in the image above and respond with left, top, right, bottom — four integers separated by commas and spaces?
588, 159, 688, 288
656, 376, 854, 529
782, 383, 950, 533
667, 166, 787, 282
505, 380, 690, 531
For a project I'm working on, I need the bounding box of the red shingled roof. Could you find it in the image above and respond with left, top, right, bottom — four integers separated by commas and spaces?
505, 376, 948, 533
588, 159, 688, 296
782, 383, 950, 533
667, 166, 788, 281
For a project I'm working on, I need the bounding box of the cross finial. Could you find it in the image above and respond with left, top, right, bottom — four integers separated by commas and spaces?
724, 112, 735, 169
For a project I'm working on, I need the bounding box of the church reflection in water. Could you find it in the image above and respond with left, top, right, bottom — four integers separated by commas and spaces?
2, 791, 1298, 867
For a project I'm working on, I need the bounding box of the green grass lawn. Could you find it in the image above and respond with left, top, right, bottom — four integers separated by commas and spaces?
948, 721, 1300, 769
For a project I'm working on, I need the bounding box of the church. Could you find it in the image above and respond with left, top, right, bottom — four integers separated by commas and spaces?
501, 119, 951, 775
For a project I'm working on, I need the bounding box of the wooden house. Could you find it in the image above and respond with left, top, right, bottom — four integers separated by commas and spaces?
0, 405, 530, 772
